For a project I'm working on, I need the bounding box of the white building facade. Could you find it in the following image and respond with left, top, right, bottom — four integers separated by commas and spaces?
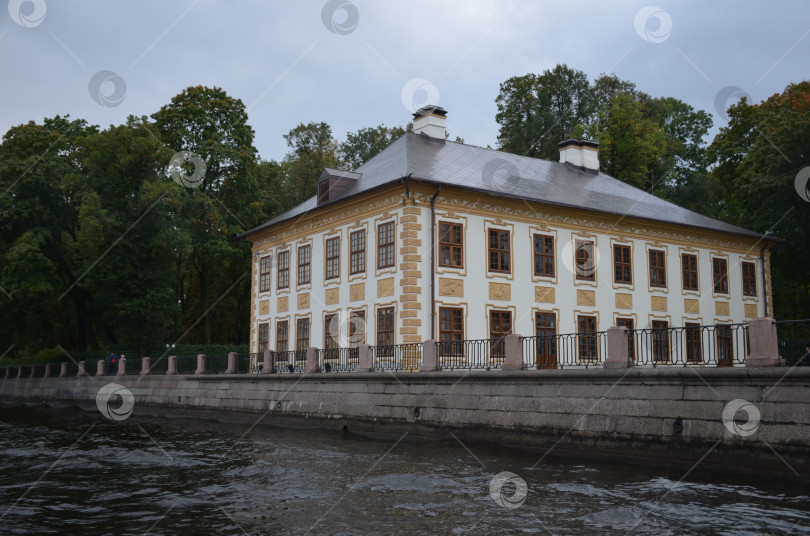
241, 108, 772, 368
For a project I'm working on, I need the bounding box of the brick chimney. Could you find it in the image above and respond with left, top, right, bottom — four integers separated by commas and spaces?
412, 105, 447, 139
558, 139, 599, 173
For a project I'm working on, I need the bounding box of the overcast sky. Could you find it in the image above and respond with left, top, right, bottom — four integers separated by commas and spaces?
1, 0, 808, 162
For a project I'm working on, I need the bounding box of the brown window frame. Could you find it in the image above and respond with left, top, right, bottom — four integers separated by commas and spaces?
616, 317, 635, 362
297, 245, 311, 285
377, 222, 395, 269
533, 234, 555, 277
685, 322, 702, 363
577, 315, 598, 362
277, 250, 290, 290
649, 250, 666, 288
438, 307, 465, 357
276, 320, 289, 353
716, 324, 734, 366
439, 222, 464, 268
713, 258, 729, 294
489, 310, 512, 359
651, 320, 670, 362
325, 236, 340, 280
348, 310, 365, 360
575, 239, 595, 281
376, 307, 395, 356
350, 229, 366, 275
258, 323, 269, 353
259, 255, 272, 293
613, 244, 632, 284
535, 312, 557, 368
488, 229, 511, 273
742, 261, 757, 297
681, 253, 698, 291
323, 313, 339, 359
296, 317, 310, 353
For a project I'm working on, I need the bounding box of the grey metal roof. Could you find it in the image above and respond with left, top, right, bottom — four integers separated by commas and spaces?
242, 133, 764, 240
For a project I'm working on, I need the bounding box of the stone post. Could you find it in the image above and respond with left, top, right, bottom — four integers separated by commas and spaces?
195, 354, 206, 375
96, 360, 105, 376
746, 317, 781, 367
166, 355, 178, 375
28, 365, 36, 378
225, 352, 237, 374
117, 357, 127, 376
502, 334, 525, 371
17, 365, 24, 379
43, 364, 50, 377
604, 326, 632, 368
305, 347, 320, 374
356, 344, 373, 373
5, 366, 11, 378
261, 350, 274, 374
60, 362, 68, 377
78, 361, 87, 376
420, 340, 441, 372
141, 357, 151, 375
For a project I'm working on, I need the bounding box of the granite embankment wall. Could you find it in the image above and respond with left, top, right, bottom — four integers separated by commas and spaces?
2, 368, 809, 476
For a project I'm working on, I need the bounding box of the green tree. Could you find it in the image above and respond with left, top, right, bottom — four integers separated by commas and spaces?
152, 86, 258, 344
708, 81, 810, 319
495, 64, 593, 159
282, 122, 341, 207
342, 123, 409, 169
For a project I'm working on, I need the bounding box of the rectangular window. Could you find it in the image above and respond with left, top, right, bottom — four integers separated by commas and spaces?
533, 234, 555, 277
323, 313, 338, 359
258, 323, 269, 353
682, 253, 698, 291
296, 318, 310, 352
616, 317, 635, 362
649, 250, 666, 288
350, 230, 366, 275
613, 244, 632, 284
297, 245, 311, 285
535, 312, 557, 369
259, 256, 272, 293
348, 310, 365, 360
488, 229, 511, 273
742, 261, 757, 297
713, 258, 728, 294
439, 307, 464, 357
276, 321, 288, 353
685, 322, 702, 363
439, 222, 464, 268
326, 237, 340, 280
575, 240, 595, 281
652, 320, 669, 362
577, 315, 598, 362
716, 324, 733, 366
489, 310, 512, 359
376, 307, 395, 355
277, 251, 289, 290
377, 222, 395, 269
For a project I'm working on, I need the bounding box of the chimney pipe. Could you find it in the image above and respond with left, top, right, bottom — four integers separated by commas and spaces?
412, 105, 447, 139
558, 139, 599, 173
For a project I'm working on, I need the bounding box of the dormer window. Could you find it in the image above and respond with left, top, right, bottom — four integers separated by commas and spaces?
316, 168, 361, 206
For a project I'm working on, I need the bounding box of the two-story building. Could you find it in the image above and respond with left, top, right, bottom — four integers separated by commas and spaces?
238, 106, 773, 368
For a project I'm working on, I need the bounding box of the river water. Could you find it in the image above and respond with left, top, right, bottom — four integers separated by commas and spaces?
0, 403, 808, 535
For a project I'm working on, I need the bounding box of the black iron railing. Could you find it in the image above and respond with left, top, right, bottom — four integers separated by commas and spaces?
274, 350, 306, 373
125, 358, 143, 375
372, 343, 422, 371
438, 338, 508, 370
204, 354, 229, 374
776, 319, 810, 366
175, 355, 197, 375
320, 347, 359, 372
522, 332, 608, 369
236, 353, 254, 374
629, 323, 748, 366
